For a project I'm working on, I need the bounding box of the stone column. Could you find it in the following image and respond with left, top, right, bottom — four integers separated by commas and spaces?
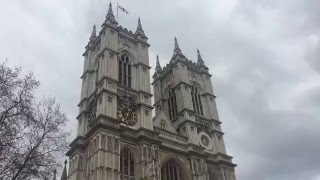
220, 168, 226, 180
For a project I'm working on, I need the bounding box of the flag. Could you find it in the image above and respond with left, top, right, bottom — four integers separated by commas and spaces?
118, 4, 129, 14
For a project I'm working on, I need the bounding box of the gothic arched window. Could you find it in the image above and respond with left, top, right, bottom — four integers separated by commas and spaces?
119, 54, 132, 88
161, 160, 183, 180
168, 88, 178, 120
120, 148, 135, 180
191, 85, 203, 116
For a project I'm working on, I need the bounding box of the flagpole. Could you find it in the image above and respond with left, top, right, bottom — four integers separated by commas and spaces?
117, 2, 119, 22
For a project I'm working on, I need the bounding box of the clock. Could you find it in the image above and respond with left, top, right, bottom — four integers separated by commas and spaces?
117, 104, 137, 126
201, 135, 210, 147
198, 132, 213, 150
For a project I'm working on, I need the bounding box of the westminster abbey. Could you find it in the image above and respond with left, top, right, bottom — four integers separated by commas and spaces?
65, 2, 237, 180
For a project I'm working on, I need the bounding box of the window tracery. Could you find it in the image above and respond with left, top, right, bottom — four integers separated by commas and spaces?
161, 160, 183, 180
191, 85, 203, 116
119, 54, 132, 88
168, 88, 178, 120
120, 148, 135, 180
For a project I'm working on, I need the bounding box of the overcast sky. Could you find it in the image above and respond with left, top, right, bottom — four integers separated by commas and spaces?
1, 0, 320, 179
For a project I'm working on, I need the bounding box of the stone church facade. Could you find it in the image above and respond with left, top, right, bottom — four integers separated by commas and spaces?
66, 3, 237, 180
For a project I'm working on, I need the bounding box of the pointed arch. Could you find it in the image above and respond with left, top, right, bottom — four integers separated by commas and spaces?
120, 146, 136, 180
190, 81, 204, 92
118, 52, 132, 88
167, 86, 178, 120
191, 82, 204, 116
117, 48, 137, 64
160, 156, 192, 180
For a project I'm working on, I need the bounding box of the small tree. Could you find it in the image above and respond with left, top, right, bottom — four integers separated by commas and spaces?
0, 61, 69, 180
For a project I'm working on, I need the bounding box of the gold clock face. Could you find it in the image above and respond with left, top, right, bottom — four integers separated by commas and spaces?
117, 104, 137, 126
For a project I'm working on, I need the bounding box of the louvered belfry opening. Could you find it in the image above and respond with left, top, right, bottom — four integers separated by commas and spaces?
120, 148, 135, 180
168, 88, 178, 120
161, 159, 183, 180
119, 53, 132, 88
191, 85, 203, 116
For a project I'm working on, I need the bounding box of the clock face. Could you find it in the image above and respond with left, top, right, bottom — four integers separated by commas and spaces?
201, 135, 209, 147
198, 132, 213, 150
117, 104, 137, 126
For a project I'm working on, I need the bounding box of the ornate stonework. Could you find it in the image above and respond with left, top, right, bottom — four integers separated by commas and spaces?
66, 2, 237, 180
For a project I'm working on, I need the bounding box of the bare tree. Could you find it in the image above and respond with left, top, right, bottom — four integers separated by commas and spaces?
0, 61, 69, 180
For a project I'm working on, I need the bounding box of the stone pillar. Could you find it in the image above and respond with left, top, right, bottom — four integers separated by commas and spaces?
220, 167, 226, 180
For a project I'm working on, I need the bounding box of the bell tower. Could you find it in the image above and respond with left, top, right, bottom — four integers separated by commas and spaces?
77, 3, 153, 136
67, 3, 156, 180
153, 38, 236, 179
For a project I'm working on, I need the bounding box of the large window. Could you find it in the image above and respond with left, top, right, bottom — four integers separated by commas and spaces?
168, 88, 178, 120
191, 85, 203, 116
119, 54, 132, 88
120, 148, 135, 180
161, 160, 183, 180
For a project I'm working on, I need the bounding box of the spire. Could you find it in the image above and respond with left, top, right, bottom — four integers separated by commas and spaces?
53, 169, 57, 180
155, 55, 162, 72
173, 37, 182, 55
90, 25, 96, 40
60, 160, 67, 180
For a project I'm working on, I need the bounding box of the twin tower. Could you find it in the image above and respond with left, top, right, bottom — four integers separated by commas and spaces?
66, 2, 237, 180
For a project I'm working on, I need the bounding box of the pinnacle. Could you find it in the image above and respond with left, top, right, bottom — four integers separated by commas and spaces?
156, 55, 162, 71
197, 49, 203, 63
173, 37, 182, 55
197, 49, 208, 69
107, 2, 114, 16
104, 2, 117, 24
90, 25, 96, 38
137, 17, 143, 31
174, 37, 180, 50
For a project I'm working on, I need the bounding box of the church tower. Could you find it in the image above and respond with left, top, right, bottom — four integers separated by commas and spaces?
66, 2, 236, 180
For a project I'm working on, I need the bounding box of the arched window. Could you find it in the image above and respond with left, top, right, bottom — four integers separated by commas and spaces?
191, 85, 203, 116
161, 159, 184, 180
168, 88, 178, 120
119, 54, 132, 88
120, 148, 135, 180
